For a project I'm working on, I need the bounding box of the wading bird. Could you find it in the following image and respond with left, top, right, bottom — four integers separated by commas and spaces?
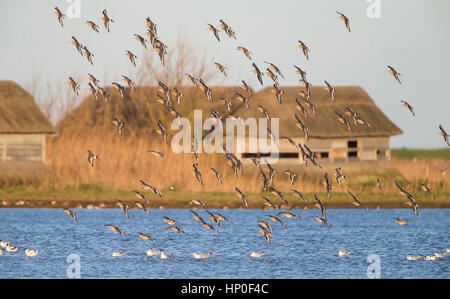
193, 163, 204, 185
112, 250, 126, 257
336, 11, 351, 32
112, 82, 125, 99
139, 233, 155, 241
335, 112, 351, 132
284, 170, 296, 185
87, 149, 99, 167
116, 200, 129, 219
394, 217, 407, 225
86, 21, 99, 33
278, 211, 301, 219
420, 184, 435, 200
88, 82, 99, 100
238, 46, 252, 60
166, 225, 184, 234
112, 117, 124, 135
210, 168, 223, 184
146, 249, 163, 256
67, 77, 80, 96
313, 193, 329, 226
400, 101, 415, 117
54, 7, 65, 27
160, 251, 173, 259
214, 62, 227, 77
266, 215, 287, 229
163, 216, 177, 225
207, 24, 220, 41
63, 208, 78, 222
121, 75, 135, 91
156, 120, 168, 143
219, 19, 236, 39
135, 202, 151, 215
106, 224, 126, 236
25, 249, 39, 257
125, 50, 137, 67
71, 36, 83, 56
251, 63, 264, 86
193, 252, 214, 259
324, 80, 335, 100
100, 9, 114, 32
132, 33, 147, 49
347, 189, 368, 210
439, 125, 449, 146
251, 251, 265, 257
235, 187, 248, 207
387, 65, 402, 84
338, 250, 350, 256
264, 61, 284, 78
241, 80, 252, 97
290, 189, 307, 209
201, 220, 219, 233
189, 199, 207, 209
133, 190, 150, 204
297, 40, 310, 60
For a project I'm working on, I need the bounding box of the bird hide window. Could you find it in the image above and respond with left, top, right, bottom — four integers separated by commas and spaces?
278, 152, 299, 158
316, 152, 329, 159
348, 140, 358, 148
348, 151, 358, 157
241, 152, 272, 159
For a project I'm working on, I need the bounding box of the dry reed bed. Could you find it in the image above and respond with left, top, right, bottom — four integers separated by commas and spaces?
45, 128, 450, 194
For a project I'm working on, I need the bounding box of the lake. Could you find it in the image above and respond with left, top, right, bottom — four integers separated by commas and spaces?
0, 208, 449, 279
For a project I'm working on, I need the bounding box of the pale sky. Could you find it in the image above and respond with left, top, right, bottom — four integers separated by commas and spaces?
1, 0, 449, 149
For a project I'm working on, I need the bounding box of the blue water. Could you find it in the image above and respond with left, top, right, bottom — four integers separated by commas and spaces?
0, 208, 449, 279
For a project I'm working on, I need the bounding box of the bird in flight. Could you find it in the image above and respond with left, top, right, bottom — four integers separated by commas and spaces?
67, 77, 80, 96
125, 50, 137, 67
207, 24, 220, 41
63, 208, 78, 222
324, 80, 335, 100
264, 61, 284, 79
86, 21, 100, 33
235, 187, 248, 208
134, 34, 147, 49
106, 224, 126, 236
336, 11, 351, 32
420, 184, 435, 200
297, 40, 310, 60
100, 9, 114, 32
387, 65, 402, 84
214, 62, 227, 77
400, 101, 415, 117
54, 7, 65, 27
252, 63, 264, 86
347, 189, 368, 210
219, 19, 236, 39
238, 46, 252, 60
439, 125, 449, 146
112, 117, 124, 136
116, 200, 129, 219
335, 112, 351, 132
87, 149, 99, 167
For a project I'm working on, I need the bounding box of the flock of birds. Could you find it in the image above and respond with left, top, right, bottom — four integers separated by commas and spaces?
3, 6, 448, 263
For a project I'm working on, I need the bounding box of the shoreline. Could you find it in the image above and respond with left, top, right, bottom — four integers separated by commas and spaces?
1, 189, 449, 209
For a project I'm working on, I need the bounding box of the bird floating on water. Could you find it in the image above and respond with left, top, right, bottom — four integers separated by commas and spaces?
193, 252, 214, 259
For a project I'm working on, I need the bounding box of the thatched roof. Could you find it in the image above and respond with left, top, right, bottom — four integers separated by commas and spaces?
0, 81, 55, 134
57, 85, 248, 135
234, 86, 403, 138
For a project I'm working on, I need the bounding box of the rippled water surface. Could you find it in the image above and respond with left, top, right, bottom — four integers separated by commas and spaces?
0, 208, 449, 278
